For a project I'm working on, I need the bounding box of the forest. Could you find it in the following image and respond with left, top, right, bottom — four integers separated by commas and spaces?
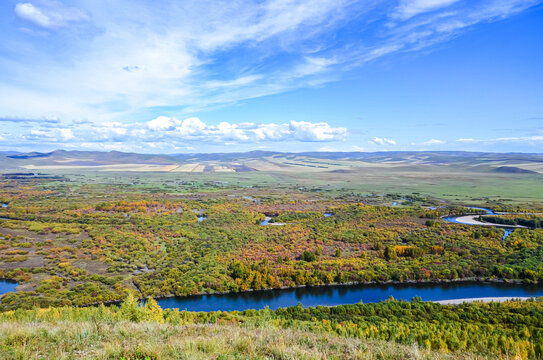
480, 215, 543, 229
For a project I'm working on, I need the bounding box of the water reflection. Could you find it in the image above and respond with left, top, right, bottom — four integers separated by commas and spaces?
157, 282, 543, 312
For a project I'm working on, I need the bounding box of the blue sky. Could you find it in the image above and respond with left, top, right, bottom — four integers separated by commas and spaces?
0, 0, 542, 153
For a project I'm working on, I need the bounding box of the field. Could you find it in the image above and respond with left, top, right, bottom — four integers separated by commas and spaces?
3, 150, 541, 204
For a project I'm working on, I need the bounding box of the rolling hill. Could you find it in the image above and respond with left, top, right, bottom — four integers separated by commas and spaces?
1, 150, 542, 174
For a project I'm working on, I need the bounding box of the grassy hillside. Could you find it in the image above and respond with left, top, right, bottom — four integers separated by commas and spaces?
4, 297, 543, 359
0, 321, 468, 360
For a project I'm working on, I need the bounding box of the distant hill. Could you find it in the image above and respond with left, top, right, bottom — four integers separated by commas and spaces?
7, 149, 177, 164
0, 151, 21, 156
0, 149, 542, 173
493, 166, 538, 174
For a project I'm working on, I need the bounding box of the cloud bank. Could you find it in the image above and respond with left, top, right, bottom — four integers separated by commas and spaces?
144, 117, 347, 142
10, 117, 346, 152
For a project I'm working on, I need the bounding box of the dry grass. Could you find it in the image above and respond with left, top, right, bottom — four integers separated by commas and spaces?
0, 321, 487, 360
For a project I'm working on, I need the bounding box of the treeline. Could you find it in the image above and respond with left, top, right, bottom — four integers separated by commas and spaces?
480, 216, 543, 229
1, 297, 543, 359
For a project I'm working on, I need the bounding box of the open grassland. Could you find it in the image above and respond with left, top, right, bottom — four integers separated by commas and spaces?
40, 164, 543, 204
3, 151, 542, 203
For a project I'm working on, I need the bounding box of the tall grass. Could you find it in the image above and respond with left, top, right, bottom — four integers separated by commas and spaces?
0, 321, 483, 360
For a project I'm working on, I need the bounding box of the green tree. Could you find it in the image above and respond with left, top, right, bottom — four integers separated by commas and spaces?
120, 293, 142, 322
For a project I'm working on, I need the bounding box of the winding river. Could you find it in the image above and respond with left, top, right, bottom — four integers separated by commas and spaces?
156, 282, 543, 311
443, 206, 519, 240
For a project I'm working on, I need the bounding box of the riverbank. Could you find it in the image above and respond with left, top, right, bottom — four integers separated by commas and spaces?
155, 276, 530, 300
434, 296, 536, 305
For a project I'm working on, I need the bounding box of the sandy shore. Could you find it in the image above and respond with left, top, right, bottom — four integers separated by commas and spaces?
434, 297, 536, 305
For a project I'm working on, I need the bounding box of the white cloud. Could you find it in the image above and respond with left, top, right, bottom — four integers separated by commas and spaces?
15, 2, 89, 29
319, 146, 338, 152
494, 135, 543, 142
455, 136, 543, 143
421, 138, 444, 145
351, 145, 365, 151
206, 75, 263, 89
29, 129, 47, 136
3, 0, 357, 123
364, 44, 404, 61
15, 3, 51, 28
95, 122, 128, 136
289, 121, 347, 141
393, 0, 461, 20
294, 57, 337, 77
176, 118, 208, 137
371, 137, 396, 145
42, 116, 348, 147
59, 128, 74, 140
8, 116, 347, 150
147, 116, 177, 131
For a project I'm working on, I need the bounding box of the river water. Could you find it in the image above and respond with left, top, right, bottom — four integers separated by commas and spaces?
0, 279, 17, 295
157, 282, 543, 311
443, 206, 516, 240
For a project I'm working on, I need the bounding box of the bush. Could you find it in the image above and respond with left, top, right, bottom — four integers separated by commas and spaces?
300, 251, 316, 262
